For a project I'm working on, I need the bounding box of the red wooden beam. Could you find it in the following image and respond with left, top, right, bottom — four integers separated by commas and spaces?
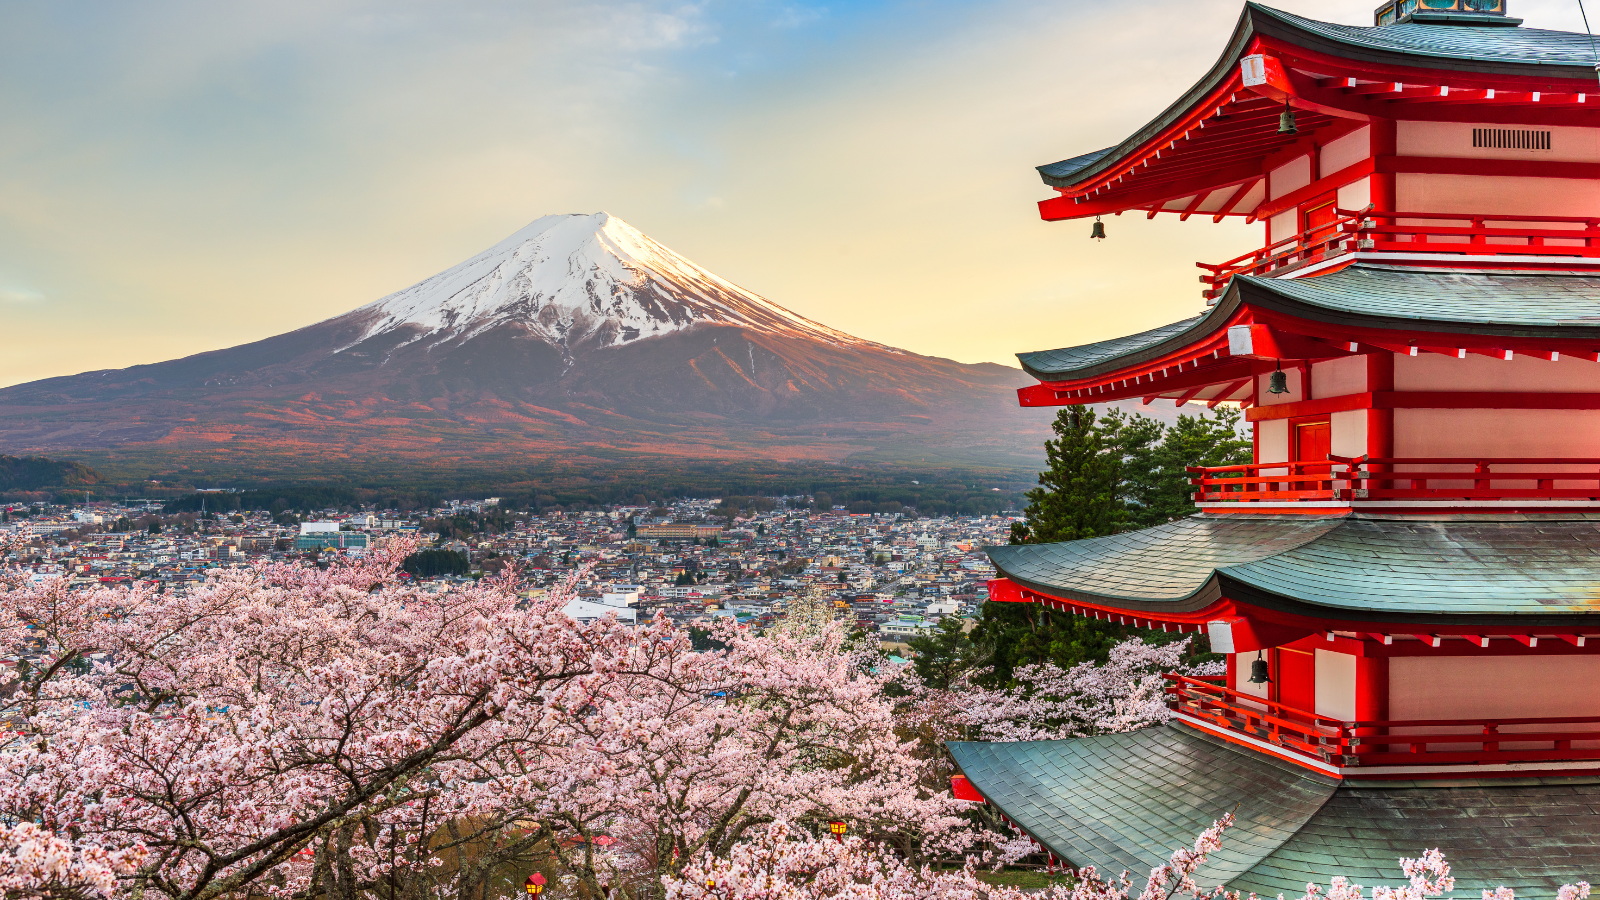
1511, 635, 1539, 648
1248, 157, 1375, 222
1245, 391, 1600, 422
1208, 379, 1252, 408
1212, 179, 1260, 223
1174, 384, 1208, 408
1377, 155, 1600, 181
1177, 191, 1212, 222
1040, 162, 1266, 220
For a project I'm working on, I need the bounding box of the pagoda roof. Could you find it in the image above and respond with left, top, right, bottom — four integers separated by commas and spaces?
986, 513, 1600, 625
948, 723, 1600, 895
1036, 3, 1600, 218
1018, 265, 1600, 381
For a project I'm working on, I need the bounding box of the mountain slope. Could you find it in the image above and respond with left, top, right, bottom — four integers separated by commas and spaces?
0, 214, 1049, 473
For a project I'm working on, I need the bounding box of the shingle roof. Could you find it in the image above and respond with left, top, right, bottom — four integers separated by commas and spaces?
1015, 265, 1600, 380
987, 513, 1600, 624
1037, 4, 1600, 188
949, 724, 1600, 896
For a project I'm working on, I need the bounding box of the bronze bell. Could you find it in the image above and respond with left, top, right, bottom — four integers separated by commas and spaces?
1278, 101, 1298, 136
1090, 217, 1107, 240
1267, 363, 1290, 395
1248, 653, 1272, 684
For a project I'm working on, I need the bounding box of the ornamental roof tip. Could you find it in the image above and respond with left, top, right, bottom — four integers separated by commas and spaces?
1035, 2, 1600, 189
987, 514, 1600, 621
1016, 265, 1600, 381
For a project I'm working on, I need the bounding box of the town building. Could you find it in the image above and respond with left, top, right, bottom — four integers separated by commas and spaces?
953, 2, 1600, 893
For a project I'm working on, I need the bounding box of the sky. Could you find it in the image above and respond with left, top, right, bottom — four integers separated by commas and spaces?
0, 0, 1592, 388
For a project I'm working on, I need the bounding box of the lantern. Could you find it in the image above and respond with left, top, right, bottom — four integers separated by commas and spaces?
829, 820, 848, 841
525, 873, 547, 897
705, 877, 717, 890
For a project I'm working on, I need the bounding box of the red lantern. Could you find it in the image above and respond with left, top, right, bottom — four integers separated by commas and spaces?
828, 820, 847, 841
525, 873, 547, 896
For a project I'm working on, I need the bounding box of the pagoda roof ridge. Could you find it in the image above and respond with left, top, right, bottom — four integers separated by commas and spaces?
1018, 265, 1600, 382
1038, 2, 1600, 190
987, 513, 1600, 624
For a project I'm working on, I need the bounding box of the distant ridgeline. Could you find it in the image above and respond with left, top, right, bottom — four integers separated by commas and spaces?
0, 455, 101, 491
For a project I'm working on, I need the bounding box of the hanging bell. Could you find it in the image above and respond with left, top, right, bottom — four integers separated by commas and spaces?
1278, 101, 1298, 136
1248, 653, 1272, 684
1090, 216, 1107, 240
1267, 362, 1290, 395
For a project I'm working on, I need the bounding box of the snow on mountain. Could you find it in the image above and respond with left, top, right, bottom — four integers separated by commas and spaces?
344, 213, 875, 351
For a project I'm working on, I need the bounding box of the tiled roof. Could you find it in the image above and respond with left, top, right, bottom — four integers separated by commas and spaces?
987, 514, 1600, 623
1258, 5, 1600, 68
1037, 4, 1600, 188
1015, 316, 1203, 381
951, 725, 1600, 895
1241, 267, 1600, 328
1015, 266, 1600, 380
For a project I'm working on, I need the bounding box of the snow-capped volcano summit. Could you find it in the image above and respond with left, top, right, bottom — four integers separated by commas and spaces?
348, 213, 869, 352
0, 214, 1049, 469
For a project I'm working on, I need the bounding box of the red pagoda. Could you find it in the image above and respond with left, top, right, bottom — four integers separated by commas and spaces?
949, 1, 1600, 892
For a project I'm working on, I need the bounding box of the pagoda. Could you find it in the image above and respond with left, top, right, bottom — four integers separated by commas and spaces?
948, 1, 1600, 893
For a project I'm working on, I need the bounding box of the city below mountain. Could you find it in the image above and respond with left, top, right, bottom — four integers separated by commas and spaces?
0, 214, 1051, 476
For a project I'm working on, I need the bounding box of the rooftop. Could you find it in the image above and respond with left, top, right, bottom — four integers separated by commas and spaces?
948, 723, 1600, 895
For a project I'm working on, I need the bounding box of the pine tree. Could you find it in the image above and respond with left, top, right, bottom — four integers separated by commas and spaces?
1009, 406, 1121, 544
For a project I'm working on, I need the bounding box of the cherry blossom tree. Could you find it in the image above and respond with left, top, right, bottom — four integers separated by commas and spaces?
0, 539, 979, 900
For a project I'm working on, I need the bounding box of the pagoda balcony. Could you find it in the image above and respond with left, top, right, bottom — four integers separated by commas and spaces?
1165, 675, 1600, 774
1188, 456, 1600, 509
1198, 208, 1600, 303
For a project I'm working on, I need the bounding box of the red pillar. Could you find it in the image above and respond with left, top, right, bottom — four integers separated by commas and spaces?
1370, 119, 1396, 213
1366, 352, 1394, 490
1353, 654, 1389, 755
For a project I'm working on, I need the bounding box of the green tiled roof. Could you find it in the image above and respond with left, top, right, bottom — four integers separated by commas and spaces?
1016, 266, 1600, 380
1038, 3, 1600, 188
987, 514, 1600, 625
949, 724, 1600, 895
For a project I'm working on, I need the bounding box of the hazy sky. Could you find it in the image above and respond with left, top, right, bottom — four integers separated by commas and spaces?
0, 0, 1590, 387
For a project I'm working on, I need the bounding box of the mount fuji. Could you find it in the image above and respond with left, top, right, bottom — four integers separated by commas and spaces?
0, 214, 1050, 473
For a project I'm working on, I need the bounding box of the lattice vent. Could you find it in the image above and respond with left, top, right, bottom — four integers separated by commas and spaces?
1472, 128, 1551, 150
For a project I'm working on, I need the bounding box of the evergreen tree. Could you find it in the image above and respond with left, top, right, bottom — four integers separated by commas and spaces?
1008, 406, 1121, 545
906, 616, 981, 689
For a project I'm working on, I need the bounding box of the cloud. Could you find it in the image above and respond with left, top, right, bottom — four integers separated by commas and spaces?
0, 288, 43, 304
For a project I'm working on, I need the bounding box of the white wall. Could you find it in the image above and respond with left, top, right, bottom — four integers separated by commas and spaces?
1396, 120, 1600, 163
1396, 173, 1600, 219
1314, 649, 1356, 721
1391, 656, 1600, 720
1395, 353, 1600, 392
1330, 410, 1367, 458
1321, 126, 1372, 176
1268, 154, 1313, 244
1395, 408, 1600, 458
1270, 154, 1312, 198
1257, 418, 1288, 466
1337, 176, 1371, 212
1311, 355, 1366, 399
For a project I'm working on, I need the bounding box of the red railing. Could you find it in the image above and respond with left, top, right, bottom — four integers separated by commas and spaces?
1187, 460, 1352, 503
1165, 675, 1600, 768
1189, 457, 1600, 504
1197, 207, 1600, 301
